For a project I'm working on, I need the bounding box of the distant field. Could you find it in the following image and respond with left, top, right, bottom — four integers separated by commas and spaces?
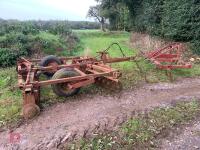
73, 29, 100, 33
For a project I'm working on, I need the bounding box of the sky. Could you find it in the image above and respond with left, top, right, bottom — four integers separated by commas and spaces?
0, 0, 97, 21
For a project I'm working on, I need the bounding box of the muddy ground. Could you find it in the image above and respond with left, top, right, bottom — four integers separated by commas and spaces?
1, 78, 200, 150
161, 119, 200, 150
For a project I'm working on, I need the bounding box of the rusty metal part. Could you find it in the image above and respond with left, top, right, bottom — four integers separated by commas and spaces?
16, 42, 192, 119
95, 77, 122, 92
17, 54, 129, 118
23, 104, 40, 119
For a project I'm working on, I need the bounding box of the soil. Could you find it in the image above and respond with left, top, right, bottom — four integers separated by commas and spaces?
161, 120, 200, 150
1, 78, 200, 150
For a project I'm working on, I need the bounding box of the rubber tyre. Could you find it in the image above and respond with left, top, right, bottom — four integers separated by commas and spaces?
51, 68, 81, 97
40, 55, 62, 77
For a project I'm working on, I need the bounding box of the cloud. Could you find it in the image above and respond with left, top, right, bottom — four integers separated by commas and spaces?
0, 0, 97, 20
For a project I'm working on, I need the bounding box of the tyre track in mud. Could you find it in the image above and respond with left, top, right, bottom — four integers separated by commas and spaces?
1, 78, 200, 150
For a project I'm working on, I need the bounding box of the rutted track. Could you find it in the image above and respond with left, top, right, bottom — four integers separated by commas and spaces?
1, 78, 200, 150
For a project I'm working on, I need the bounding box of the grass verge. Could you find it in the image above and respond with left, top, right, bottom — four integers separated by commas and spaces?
0, 68, 22, 128
68, 101, 200, 150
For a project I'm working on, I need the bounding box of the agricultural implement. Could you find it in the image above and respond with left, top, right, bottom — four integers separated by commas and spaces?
17, 43, 192, 119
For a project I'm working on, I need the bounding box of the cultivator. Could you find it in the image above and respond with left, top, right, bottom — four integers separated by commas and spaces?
143, 43, 192, 70
142, 43, 192, 80
17, 43, 192, 119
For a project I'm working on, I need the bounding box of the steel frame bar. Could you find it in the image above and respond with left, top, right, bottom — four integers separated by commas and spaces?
34, 71, 117, 87
17, 43, 192, 118
144, 43, 191, 70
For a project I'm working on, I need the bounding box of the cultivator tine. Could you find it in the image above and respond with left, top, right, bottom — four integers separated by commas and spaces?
142, 43, 192, 70
166, 69, 173, 82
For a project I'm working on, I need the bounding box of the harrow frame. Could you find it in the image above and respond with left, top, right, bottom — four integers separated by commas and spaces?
16, 43, 192, 119
17, 53, 135, 118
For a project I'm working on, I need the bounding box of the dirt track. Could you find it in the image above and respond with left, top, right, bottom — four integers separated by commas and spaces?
161, 119, 200, 150
1, 78, 200, 150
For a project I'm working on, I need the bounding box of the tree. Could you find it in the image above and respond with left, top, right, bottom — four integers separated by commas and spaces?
88, 0, 130, 31
87, 5, 106, 31
101, 1, 129, 30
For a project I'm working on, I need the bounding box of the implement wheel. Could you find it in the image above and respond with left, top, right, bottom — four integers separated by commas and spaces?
51, 68, 81, 97
40, 55, 62, 77
23, 104, 40, 119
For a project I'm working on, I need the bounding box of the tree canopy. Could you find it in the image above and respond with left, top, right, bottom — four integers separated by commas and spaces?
91, 0, 200, 54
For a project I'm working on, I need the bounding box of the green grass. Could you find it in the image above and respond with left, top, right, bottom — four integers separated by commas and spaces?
0, 68, 22, 127
173, 64, 200, 78
1, 30, 200, 128
76, 30, 132, 56
68, 101, 200, 150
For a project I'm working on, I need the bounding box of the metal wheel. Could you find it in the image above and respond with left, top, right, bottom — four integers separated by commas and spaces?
51, 68, 81, 97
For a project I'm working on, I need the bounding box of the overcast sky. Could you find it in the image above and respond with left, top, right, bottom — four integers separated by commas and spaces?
0, 0, 97, 21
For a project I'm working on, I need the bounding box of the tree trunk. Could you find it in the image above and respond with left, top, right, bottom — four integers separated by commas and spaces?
100, 18, 106, 32
100, 23, 106, 32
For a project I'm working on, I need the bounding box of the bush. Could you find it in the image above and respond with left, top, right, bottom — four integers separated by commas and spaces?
130, 0, 200, 54
190, 40, 200, 55
0, 20, 84, 67
0, 31, 83, 67
0, 48, 26, 67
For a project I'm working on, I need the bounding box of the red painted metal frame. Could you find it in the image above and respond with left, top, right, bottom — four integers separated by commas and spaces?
17, 54, 135, 118
17, 43, 192, 118
143, 43, 192, 69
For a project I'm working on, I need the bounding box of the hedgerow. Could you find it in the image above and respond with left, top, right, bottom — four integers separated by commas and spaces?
127, 0, 200, 53
98, 0, 200, 54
